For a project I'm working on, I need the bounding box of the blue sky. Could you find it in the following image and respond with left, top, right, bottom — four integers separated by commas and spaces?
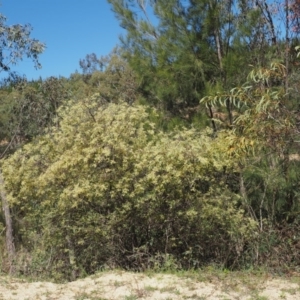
0, 0, 124, 80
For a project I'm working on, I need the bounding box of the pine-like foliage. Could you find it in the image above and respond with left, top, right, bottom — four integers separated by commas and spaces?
107, 0, 288, 121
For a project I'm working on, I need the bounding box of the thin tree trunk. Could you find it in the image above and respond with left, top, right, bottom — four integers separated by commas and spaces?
0, 170, 15, 274
208, 104, 217, 133
256, 0, 277, 46
66, 234, 78, 281
239, 166, 257, 222
285, 0, 289, 93
214, 29, 223, 71
211, 7, 234, 127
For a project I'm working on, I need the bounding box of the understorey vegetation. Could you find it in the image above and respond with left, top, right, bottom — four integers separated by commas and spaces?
1, 0, 300, 281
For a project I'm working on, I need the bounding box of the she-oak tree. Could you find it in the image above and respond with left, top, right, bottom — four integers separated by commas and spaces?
108, 0, 300, 128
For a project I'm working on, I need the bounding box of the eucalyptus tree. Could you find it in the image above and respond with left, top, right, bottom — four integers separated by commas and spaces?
0, 14, 44, 73
79, 49, 140, 104
0, 13, 45, 274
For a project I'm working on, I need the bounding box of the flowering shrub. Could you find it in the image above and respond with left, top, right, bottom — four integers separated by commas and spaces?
2, 97, 255, 277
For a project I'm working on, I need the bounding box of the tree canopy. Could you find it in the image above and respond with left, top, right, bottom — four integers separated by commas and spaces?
0, 14, 45, 74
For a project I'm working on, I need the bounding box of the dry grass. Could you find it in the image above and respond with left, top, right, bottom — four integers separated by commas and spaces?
0, 270, 299, 299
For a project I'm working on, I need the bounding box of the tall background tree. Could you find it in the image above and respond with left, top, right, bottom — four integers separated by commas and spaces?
0, 12, 44, 274
108, 0, 300, 128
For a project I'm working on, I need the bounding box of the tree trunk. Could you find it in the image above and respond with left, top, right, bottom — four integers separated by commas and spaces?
208, 104, 217, 133
66, 234, 78, 280
285, 0, 289, 94
0, 170, 15, 274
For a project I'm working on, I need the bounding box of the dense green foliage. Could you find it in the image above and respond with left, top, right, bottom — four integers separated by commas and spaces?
1, 99, 255, 279
1, 0, 300, 281
107, 0, 296, 120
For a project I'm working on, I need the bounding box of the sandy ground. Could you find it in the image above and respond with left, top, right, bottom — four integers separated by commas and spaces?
0, 271, 299, 300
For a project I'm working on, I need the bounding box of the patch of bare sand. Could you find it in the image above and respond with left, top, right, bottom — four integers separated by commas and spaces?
0, 271, 299, 299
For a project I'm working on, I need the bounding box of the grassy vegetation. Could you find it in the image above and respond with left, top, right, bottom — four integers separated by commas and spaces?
0, 267, 299, 299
